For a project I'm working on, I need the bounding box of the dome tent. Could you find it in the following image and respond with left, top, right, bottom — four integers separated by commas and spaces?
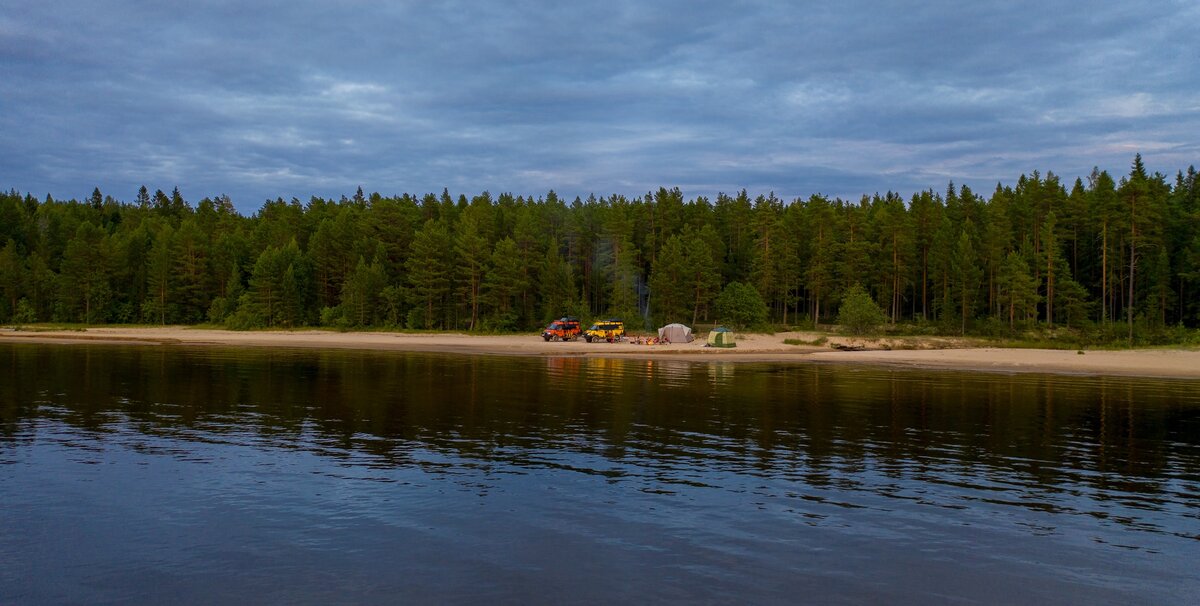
706, 326, 736, 348
657, 323, 694, 343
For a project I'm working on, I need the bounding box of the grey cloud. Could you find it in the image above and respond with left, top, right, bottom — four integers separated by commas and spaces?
1, 1, 1196, 211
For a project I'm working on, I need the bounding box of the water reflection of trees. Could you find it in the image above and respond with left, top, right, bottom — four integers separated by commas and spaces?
2, 344, 1199, 525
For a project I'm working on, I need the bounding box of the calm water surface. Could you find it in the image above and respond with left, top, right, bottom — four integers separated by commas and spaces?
2, 343, 1199, 604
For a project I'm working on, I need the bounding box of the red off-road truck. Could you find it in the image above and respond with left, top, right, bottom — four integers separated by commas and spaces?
541, 317, 582, 341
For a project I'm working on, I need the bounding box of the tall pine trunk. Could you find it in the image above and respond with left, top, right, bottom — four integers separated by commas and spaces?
1046, 252, 1054, 327
1128, 228, 1136, 344
1101, 222, 1107, 324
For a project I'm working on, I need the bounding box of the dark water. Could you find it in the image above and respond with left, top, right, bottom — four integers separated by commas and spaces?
2, 344, 1199, 604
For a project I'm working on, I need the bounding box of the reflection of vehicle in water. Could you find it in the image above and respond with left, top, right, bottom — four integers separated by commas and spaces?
584, 319, 625, 343
544, 355, 584, 378
542, 317, 582, 341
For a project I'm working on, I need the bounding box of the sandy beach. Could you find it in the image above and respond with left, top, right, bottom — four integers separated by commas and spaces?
2, 326, 1199, 379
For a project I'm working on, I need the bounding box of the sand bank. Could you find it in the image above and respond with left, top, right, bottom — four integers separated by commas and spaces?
2, 326, 1199, 379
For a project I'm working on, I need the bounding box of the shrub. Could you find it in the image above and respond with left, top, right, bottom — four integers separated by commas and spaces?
320, 306, 353, 330
224, 294, 265, 330
405, 307, 427, 330
207, 296, 231, 324
13, 298, 36, 324
481, 310, 519, 333
837, 284, 887, 335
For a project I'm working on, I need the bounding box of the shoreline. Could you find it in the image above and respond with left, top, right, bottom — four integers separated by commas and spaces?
3, 326, 1199, 379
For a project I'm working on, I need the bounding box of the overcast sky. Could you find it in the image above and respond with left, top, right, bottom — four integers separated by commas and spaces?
2, 1, 1197, 213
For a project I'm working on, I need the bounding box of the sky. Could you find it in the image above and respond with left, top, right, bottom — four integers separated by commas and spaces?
2, 1, 1198, 213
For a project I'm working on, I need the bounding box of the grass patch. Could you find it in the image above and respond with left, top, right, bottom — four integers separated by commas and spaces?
784, 336, 828, 347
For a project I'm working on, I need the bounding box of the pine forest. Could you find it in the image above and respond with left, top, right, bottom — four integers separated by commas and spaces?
2, 155, 1198, 344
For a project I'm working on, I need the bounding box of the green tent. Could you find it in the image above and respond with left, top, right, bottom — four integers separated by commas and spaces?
707, 326, 736, 348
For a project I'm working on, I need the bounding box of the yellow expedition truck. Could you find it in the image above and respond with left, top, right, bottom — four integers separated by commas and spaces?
584, 319, 625, 343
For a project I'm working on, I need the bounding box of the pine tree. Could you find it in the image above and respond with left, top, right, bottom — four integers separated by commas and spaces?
59, 222, 111, 323
1088, 169, 1120, 323
775, 210, 803, 324
839, 198, 876, 297
684, 227, 722, 326
207, 262, 243, 324
981, 191, 1012, 318
309, 211, 358, 308
510, 208, 543, 325
909, 189, 943, 321
597, 197, 641, 321
929, 214, 956, 323
997, 251, 1038, 329
874, 194, 912, 323
537, 243, 576, 323
1146, 247, 1174, 326
146, 226, 176, 324
341, 256, 387, 326
278, 263, 301, 327
1063, 178, 1088, 277
406, 220, 451, 329
1120, 154, 1162, 341
648, 235, 690, 325
1053, 256, 1090, 328
27, 255, 53, 322
0, 239, 24, 320
804, 195, 838, 327
244, 240, 306, 327
247, 247, 281, 327
749, 194, 783, 318
114, 223, 153, 323
174, 219, 211, 322
454, 212, 490, 330
949, 228, 982, 335
484, 237, 528, 322
1042, 211, 1060, 326
715, 190, 754, 284
1183, 204, 1200, 323
606, 234, 641, 322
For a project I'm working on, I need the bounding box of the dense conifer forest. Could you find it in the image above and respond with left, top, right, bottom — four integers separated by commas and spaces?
2, 155, 1198, 342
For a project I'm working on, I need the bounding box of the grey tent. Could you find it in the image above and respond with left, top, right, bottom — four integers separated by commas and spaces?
657, 323, 694, 343
706, 326, 736, 348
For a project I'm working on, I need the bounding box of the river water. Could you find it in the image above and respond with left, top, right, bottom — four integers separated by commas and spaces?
2, 343, 1198, 604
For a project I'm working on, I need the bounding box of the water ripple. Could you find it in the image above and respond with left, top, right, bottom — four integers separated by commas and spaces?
3, 344, 1200, 604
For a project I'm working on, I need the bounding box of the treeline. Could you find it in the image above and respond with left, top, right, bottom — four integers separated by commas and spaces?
1, 155, 1198, 340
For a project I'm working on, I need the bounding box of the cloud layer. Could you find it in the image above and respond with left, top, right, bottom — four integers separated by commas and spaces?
2, 1, 1197, 211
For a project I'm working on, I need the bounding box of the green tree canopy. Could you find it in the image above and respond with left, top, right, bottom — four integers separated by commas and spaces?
837, 284, 888, 335
714, 281, 768, 329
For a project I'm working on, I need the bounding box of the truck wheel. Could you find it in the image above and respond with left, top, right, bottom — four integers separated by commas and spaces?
543, 335, 551, 341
